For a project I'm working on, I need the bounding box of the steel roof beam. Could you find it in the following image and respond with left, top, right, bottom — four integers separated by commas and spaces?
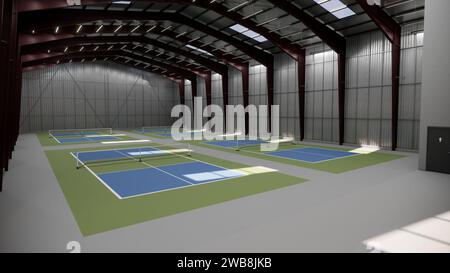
18, 9, 273, 67
22, 50, 197, 81
20, 35, 228, 76
266, 0, 346, 53
149, 0, 305, 61
20, 31, 247, 71
21, 40, 209, 78
17, 0, 303, 59
23, 47, 207, 78
23, 59, 182, 83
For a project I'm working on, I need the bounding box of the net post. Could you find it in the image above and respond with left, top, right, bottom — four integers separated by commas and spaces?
187, 144, 192, 157
76, 152, 80, 169
139, 147, 142, 162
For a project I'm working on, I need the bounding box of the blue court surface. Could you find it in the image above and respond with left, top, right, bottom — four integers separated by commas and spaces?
57, 136, 119, 144
205, 139, 267, 148
265, 147, 358, 163
97, 161, 246, 198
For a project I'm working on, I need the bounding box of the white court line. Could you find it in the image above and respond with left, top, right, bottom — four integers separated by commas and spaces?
49, 132, 62, 144
85, 134, 126, 137
70, 152, 123, 200
76, 146, 156, 154
101, 140, 151, 144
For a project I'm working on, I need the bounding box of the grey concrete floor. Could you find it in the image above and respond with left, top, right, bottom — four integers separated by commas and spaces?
0, 133, 449, 253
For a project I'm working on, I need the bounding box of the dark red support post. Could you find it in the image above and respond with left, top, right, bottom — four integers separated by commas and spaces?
0, 0, 5, 190
297, 50, 306, 141
0, 0, 13, 189
205, 71, 212, 107
266, 62, 274, 133
179, 79, 185, 105
191, 76, 197, 114
391, 36, 401, 151
241, 63, 249, 135
221, 72, 229, 133
7, 1, 18, 164
205, 71, 212, 124
338, 52, 347, 145
190, 77, 197, 98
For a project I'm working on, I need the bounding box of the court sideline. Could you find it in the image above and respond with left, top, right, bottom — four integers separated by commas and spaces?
0, 133, 449, 252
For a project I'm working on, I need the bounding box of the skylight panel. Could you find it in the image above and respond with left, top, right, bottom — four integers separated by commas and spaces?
313, 0, 355, 19
332, 8, 356, 19
230, 24, 248, 33
229, 24, 268, 43
321, 0, 346, 11
242, 29, 260, 39
253, 36, 269, 43
112, 1, 132, 4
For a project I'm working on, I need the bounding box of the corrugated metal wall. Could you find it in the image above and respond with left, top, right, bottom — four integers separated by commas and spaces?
275, 54, 301, 139
273, 23, 423, 150
344, 24, 423, 150
398, 23, 423, 150
20, 62, 178, 132
304, 48, 340, 143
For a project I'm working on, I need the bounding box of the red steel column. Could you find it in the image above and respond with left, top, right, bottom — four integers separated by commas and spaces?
0, 0, 5, 190
178, 79, 185, 105
338, 51, 347, 145
267, 62, 274, 133
297, 50, 306, 141
241, 63, 249, 135
221, 72, 228, 133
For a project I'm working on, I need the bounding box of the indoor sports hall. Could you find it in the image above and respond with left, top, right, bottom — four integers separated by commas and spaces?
0, 0, 449, 253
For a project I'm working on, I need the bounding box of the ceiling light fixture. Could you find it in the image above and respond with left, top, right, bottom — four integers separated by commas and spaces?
96, 25, 104, 33
230, 24, 267, 42
186, 44, 213, 56
130, 25, 141, 33
146, 25, 156, 32
114, 25, 123, 33
228, 1, 249, 12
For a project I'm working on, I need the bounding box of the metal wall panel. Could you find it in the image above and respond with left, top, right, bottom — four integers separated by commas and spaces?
20, 62, 178, 132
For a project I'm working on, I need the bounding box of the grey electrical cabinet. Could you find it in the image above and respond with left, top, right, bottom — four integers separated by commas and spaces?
426, 127, 450, 174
